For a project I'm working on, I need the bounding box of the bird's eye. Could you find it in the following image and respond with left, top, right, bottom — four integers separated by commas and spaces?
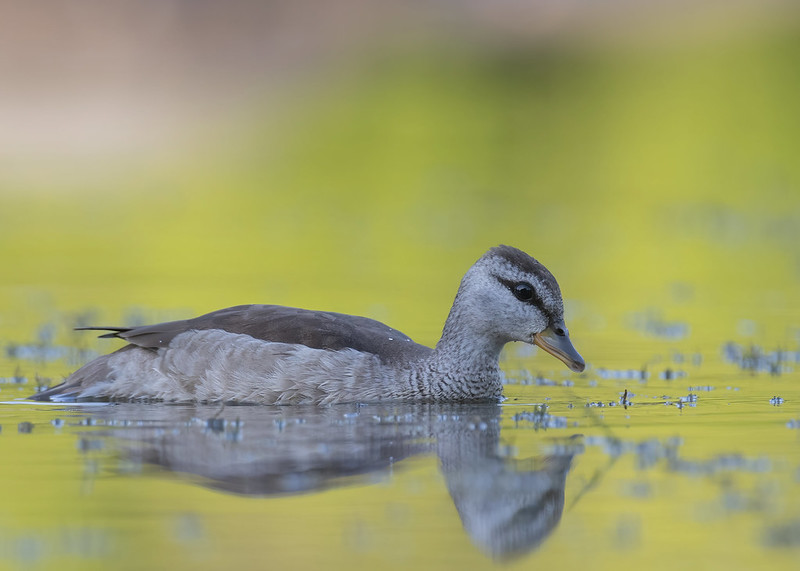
512, 282, 534, 302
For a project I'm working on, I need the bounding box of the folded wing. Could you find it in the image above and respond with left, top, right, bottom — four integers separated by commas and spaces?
78, 304, 432, 364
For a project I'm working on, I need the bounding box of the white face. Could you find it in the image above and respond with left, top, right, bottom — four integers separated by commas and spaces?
456, 256, 563, 344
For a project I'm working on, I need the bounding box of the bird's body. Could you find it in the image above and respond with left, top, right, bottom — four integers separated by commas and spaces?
33, 245, 584, 405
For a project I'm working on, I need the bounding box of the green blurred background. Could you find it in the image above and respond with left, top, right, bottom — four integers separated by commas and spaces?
1, 0, 799, 357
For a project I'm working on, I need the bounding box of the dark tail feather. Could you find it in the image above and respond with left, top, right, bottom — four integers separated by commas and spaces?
75, 326, 132, 339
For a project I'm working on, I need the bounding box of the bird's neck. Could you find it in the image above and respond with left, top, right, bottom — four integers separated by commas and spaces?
434, 320, 505, 371
414, 299, 506, 400
435, 288, 507, 366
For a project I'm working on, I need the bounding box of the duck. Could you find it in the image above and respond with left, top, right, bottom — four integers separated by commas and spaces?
33, 245, 584, 405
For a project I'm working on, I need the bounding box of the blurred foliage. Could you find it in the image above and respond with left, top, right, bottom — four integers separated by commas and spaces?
1, 20, 799, 346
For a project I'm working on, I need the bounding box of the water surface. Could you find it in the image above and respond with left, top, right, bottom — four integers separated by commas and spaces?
2, 324, 799, 570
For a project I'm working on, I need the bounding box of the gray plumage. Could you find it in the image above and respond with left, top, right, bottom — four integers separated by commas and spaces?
33, 245, 584, 405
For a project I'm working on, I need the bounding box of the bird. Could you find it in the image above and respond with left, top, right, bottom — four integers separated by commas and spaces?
33, 245, 584, 405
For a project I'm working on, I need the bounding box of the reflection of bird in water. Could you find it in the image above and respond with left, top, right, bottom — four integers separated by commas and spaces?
36, 245, 584, 404
109, 405, 430, 496
83, 403, 580, 560
437, 423, 578, 560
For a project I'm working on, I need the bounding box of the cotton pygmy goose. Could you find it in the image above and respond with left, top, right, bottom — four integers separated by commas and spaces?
34, 245, 585, 405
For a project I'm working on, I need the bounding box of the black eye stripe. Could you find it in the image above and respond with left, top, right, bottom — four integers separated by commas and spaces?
495, 276, 547, 312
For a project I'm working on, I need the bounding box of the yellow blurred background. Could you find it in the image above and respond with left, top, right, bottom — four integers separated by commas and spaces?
2, 4, 800, 570
1, 0, 799, 353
